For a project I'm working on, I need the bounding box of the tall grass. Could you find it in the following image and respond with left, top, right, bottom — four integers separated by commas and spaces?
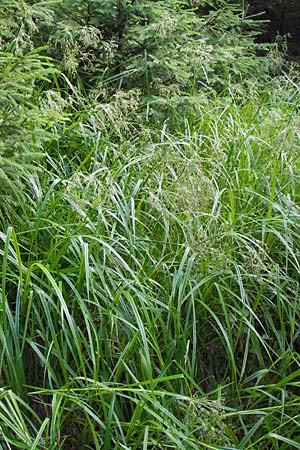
1, 71, 300, 449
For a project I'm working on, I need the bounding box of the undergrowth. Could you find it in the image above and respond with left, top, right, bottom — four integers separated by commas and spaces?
1, 1, 300, 449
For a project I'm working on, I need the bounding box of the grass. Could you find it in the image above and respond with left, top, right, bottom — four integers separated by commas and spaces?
1, 68, 300, 449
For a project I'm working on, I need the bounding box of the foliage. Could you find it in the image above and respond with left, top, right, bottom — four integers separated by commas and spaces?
1, 0, 300, 449
1, 0, 273, 91
0, 46, 61, 206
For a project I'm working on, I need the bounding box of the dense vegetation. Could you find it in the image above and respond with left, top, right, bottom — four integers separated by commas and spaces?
1, 1, 300, 449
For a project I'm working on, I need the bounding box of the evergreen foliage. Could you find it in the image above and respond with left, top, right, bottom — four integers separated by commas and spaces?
1, 0, 273, 90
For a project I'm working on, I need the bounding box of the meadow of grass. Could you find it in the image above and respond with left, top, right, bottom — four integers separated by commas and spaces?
1, 64, 300, 449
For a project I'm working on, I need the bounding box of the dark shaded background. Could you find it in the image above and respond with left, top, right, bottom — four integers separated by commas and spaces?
249, 0, 300, 57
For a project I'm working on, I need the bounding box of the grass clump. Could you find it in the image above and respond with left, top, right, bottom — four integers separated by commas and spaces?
1, 1, 300, 449
1, 72, 300, 448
